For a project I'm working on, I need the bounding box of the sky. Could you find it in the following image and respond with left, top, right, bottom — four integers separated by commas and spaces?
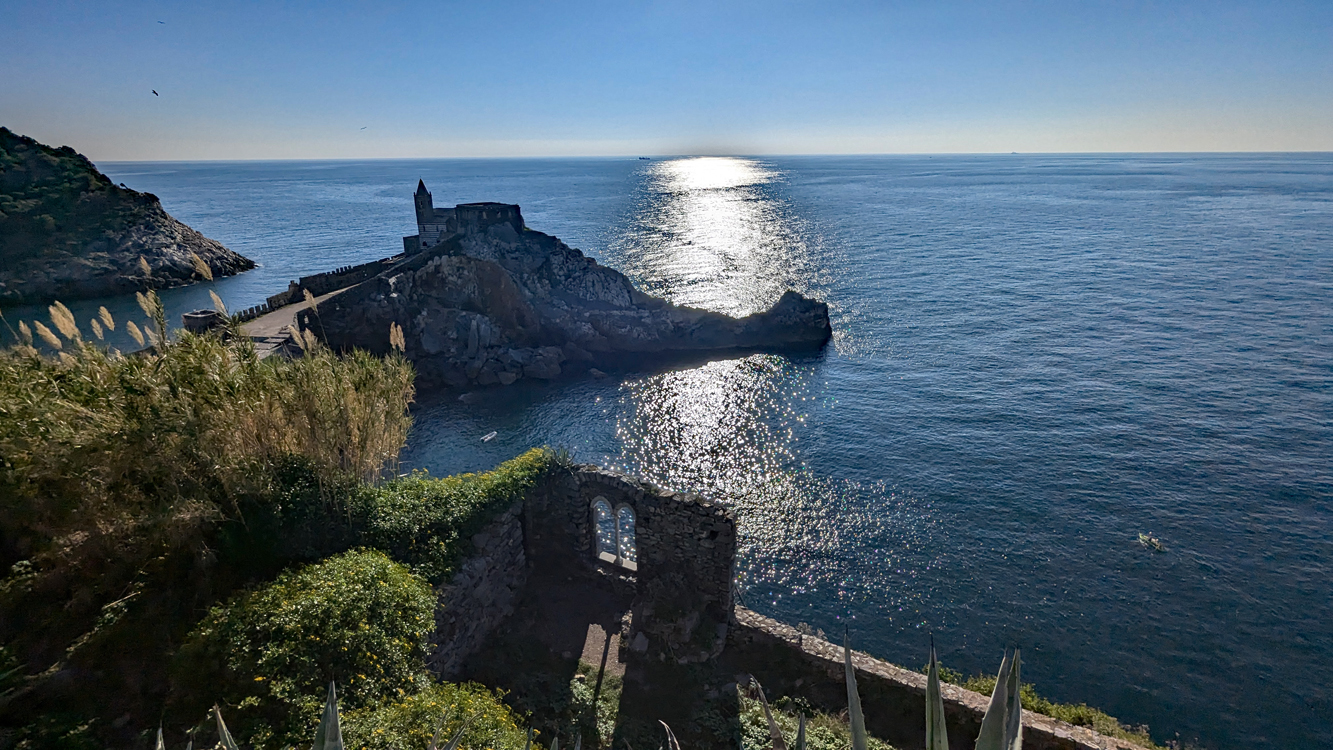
2, 0, 1331, 160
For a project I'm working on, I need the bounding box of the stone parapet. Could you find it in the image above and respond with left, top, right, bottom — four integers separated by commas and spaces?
727, 608, 1146, 750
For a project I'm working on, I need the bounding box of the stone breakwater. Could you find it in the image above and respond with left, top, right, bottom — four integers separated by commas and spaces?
301, 204, 832, 387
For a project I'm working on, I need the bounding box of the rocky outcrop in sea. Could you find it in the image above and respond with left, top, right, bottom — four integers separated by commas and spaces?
302, 205, 831, 387
0, 127, 254, 305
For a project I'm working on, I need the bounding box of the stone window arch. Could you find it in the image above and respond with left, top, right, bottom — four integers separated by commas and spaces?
591, 497, 638, 571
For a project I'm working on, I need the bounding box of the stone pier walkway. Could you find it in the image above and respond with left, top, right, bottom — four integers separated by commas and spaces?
239, 286, 351, 357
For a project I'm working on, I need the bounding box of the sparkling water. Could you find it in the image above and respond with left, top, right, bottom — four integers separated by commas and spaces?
10, 154, 1329, 748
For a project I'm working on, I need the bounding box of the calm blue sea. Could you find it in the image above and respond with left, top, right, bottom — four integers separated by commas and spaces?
9, 154, 1330, 749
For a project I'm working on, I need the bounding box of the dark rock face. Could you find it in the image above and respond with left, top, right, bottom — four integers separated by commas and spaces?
306, 207, 831, 387
0, 127, 254, 305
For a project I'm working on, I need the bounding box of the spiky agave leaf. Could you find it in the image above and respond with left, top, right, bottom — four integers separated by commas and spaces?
660, 720, 682, 750
974, 649, 1015, 750
844, 632, 867, 750
573, 734, 581, 750
926, 638, 949, 750
311, 681, 344, 750
1003, 649, 1022, 750
549, 736, 558, 750
440, 716, 474, 750
427, 716, 446, 750
752, 677, 788, 750
795, 713, 806, 750
214, 705, 240, 750
156, 727, 165, 750
524, 728, 533, 750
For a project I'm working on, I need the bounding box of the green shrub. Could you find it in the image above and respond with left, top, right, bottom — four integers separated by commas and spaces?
354, 448, 555, 583
737, 690, 897, 750
342, 682, 528, 750
177, 549, 436, 746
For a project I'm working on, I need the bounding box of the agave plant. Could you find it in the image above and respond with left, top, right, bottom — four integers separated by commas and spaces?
750, 677, 788, 750
843, 636, 1023, 750
925, 638, 947, 750
311, 682, 344, 750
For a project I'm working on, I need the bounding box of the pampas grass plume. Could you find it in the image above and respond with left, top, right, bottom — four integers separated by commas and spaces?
126, 320, 146, 347
33, 321, 63, 350
49, 302, 80, 341
99, 306, 115, 331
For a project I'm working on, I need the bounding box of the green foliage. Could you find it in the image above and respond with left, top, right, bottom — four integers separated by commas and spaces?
354, 448, 555, 583
0, 325, 415, 698
929, 664, 1165, 749
342, 682, 528, 750
0, 127, 154, 271
737, 691, 897, 750
178, 550, 436, 746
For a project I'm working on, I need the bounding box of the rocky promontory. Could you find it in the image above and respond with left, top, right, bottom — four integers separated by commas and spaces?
302, 203, 831, 386
0, 127, 254, 305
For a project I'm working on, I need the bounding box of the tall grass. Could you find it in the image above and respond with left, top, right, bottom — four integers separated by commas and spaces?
0, 299, 414, 568
0, 299, 415, 737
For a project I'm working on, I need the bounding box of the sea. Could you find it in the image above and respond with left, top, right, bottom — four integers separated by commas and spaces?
6, 154, 1330, 749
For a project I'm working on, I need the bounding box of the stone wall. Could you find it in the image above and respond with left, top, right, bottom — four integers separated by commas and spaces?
523, 465, 738, 663
726, 608, 1144, 750
427, 501, 528, 679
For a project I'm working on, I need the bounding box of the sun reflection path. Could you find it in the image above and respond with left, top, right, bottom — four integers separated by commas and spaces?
602, 157, 940, 627
607, 355, 941, 625
610, 157, 829, 318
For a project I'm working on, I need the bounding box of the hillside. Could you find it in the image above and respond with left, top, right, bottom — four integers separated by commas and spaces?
0, 127, 253, 305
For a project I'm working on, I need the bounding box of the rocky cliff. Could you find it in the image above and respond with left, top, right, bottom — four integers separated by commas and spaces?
303, 205, 831, 387
0, 127, 254, 305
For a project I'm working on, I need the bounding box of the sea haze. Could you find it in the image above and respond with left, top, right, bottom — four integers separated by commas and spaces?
28, 153, 1330, 749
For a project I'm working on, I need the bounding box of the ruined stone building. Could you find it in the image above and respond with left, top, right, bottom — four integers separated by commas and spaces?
403, 179, 523, 253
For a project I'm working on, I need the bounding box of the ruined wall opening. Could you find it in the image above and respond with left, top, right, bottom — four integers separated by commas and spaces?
592, 496, 638, 571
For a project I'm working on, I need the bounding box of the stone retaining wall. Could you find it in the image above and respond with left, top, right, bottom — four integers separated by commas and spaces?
427, 501, 527, 678
727, 608, 1144, 750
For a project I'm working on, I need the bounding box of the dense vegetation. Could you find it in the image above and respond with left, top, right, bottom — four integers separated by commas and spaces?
0, 127, 157, 268
0, 299, 554, 749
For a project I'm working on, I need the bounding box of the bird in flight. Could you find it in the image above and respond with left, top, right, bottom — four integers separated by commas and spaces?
158, 20, 165, 24
152, 90, 159, 96
360, 126, 367, 130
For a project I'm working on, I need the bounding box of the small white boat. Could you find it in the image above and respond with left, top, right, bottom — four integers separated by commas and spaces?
481, 431, 497, 442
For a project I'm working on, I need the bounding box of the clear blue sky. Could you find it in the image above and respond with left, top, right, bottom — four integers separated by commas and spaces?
2, 0, 1330, 160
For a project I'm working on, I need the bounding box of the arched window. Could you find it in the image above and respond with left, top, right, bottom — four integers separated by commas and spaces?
616, 505, 637, 568
593, 498, 616, 559
591, 497, 637, 571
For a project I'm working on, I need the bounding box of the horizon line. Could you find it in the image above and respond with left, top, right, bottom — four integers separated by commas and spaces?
98, 150, 1333, 164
